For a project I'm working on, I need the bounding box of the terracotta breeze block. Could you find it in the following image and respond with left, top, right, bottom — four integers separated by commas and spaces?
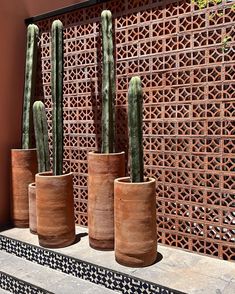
35, 0, 235, 261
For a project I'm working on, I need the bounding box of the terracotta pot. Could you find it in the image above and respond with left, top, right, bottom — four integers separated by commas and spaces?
28, 182, 37, 234
114, 177, 157, 267
11, 149, 37, 228
36, 172, 76, 248
88, 151, 125, 250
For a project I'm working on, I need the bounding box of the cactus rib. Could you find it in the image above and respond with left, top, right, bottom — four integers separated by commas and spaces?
51, 20, 63, 175
22, 24, 39, 149
33, 101, 50, 173
101, 10, 115, 153
128, 77, 144, 183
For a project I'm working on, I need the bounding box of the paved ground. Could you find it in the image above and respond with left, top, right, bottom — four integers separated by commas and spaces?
1, 226, 235, 294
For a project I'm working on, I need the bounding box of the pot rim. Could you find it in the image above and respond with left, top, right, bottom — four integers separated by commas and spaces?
36, 171, 73, 179
11, 148, 37, 152
29, 182, 36, 188
114, 176, 155, 185
88, 151, 125, 156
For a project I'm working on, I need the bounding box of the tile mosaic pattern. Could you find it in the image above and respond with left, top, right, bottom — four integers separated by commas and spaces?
0, 271, 53, 294
0, 235, 185, 294
34, 0, 235, 260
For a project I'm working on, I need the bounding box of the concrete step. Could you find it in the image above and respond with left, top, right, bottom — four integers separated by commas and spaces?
0, 250, 117, 294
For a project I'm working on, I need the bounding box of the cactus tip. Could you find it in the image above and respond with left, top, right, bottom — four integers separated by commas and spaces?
130, 76, 141, 84
27, 24, 39, 41
129, 76, 143, 96
101, 10, 112, 18
33, 100, 43, 110
27, 23, 39, 33
52, 19, 63, 29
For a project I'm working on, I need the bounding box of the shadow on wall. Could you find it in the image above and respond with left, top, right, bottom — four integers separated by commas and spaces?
0, 1, 29, 227
0, 0, 91, 226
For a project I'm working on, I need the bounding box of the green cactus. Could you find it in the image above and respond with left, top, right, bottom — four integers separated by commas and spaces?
33, 101, 50, 173
22, 24, 39, 149
51, 20, 63, 175
101, 10, 115, 153
128, 77, 144, 183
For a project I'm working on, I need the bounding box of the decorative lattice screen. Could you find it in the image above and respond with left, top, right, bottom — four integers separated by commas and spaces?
35, 0, 235, 260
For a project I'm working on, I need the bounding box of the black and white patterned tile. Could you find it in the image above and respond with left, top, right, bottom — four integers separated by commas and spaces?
0, 271, 53, 294
0, 235, 186, 294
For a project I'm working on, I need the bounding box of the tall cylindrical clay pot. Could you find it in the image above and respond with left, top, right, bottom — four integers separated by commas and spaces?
28, 182, 37, 234
11, 149, 37, 227
88, 152, 125, 250
114, 177, 157, 267
36, 172, 75, 248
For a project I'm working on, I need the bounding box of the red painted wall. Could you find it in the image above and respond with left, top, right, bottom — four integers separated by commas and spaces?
0, 0, 85, 225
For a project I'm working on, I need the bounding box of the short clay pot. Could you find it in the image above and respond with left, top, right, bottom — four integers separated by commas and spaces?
28, 182, 37, 234
36, 172, 76, 248
11, 149, 37, 228
88, 151, 125, 250
114, 177, 157, 267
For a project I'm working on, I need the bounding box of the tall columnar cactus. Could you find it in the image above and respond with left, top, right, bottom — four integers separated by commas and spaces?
22, 24, 39, 149
51, 20, 63, 175
33, 101, 50, 173
128, 77, 144, 183
101, 10, 115, 153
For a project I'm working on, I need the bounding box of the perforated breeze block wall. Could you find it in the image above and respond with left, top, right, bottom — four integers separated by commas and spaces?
34, 0, 235, 260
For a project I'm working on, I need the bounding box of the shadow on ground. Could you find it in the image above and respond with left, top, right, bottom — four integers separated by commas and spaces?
74, 232, 88, 244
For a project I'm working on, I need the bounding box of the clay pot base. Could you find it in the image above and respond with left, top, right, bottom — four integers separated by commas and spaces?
115, 251, 157, 268
11, 148, 37, 228
114, 177, 157, 267
38, 231, 76, 249
30, 229, 37, 235
36, 172, 76, 249
13, 220, 29, 228
89, 236, 114, 251
29, 182, 37, 235
88, 151, 125, 251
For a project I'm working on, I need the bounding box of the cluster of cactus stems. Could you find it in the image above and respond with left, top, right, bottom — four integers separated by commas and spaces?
128, 77, 144, 183
101, 10, 116, 154
23, 16, 145, 185
51, 20, 64, 175
22, 24, 39, 149
33, 101, 50, 173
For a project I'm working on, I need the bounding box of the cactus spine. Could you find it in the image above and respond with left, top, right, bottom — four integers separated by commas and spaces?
51, 20, 63, 175
22, 24, 39, 149
101, 10, 115, 153
33, 101, 50, 173
128, 77, 144, 183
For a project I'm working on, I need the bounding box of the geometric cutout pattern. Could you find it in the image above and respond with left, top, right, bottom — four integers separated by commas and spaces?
0, 235, 185, 294
34, 0, 235, 260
